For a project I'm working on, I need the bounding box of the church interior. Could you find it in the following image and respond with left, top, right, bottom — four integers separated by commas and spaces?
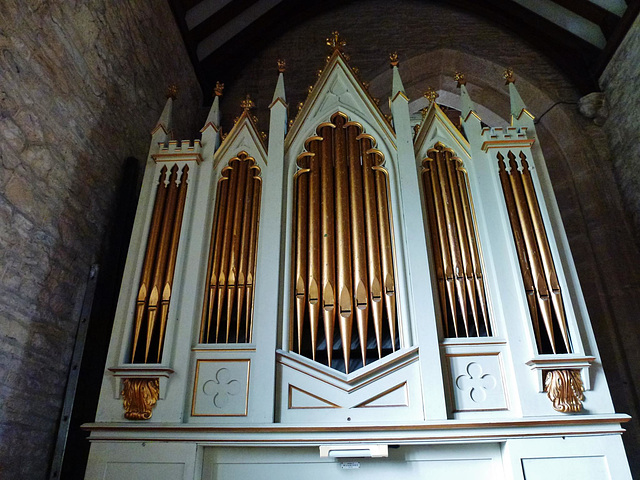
1, 1, 640, 479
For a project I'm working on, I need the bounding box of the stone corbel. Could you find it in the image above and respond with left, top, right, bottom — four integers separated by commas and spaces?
108, 365, 174, 420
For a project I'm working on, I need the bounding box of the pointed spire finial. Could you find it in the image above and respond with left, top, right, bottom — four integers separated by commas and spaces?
454, 72, 466, 87
241, 94, 255, 112
389, 52, 399, 68
424, 87, 439, 104
214, 81, 224, 97
326, 31, 346, 51
503, 68, 515, 84
166, 84, 178, 100
277, 59, 286, 73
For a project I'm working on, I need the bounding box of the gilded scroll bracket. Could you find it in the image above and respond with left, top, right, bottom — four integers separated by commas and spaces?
526, 356, 594, 393
544, 369, 586, 413
121, 378, 160, 420
108, 365, 174, 401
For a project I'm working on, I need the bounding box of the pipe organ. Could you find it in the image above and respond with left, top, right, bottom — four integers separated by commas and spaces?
85, 35, 632, 480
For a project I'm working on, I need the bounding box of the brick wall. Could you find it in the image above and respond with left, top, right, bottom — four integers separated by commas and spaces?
0, 1, 202, 478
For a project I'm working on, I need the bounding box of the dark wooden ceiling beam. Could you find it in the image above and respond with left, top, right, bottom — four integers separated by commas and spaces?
179, 0, 609, 100
188, 0, 262, 44
549, 0, 620, 38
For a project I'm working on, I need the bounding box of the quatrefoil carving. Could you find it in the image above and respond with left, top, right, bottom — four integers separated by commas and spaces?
455, 362, 497, 403
203, 368, 241, 408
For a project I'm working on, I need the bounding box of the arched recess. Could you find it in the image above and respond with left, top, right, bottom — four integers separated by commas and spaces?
200, 151, 262, 344
290, 111, 400, 374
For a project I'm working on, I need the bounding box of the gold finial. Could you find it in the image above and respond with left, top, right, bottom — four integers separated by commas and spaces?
352, 66, 360, 76
297, 101, 304, 112
260, 131, 268, 141
307, 85, 314, 95
421, 107, 429, 118
166, 84, 178, 99
413, 123, 420, 136
503, 68, 515, 84
214, 81, 224, 97
277, 59, 286, 73
240, 94, 255, 111
316, 69, 323, 78
288, 118, 294, 128
362, 80, 370, 90
326, 31, 346, 51
454, 72, 466, 87
389, 52, 399, 67
423, 87, 439, 104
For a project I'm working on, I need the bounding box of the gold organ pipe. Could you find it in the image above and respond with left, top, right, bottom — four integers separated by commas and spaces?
307, 137, 323, 360
333, 114, 354, 372
236, 162, 255, 343
246, 172, 261, 342
421, 158, 449, 336
457, 167, 491, 335
206, 171, 230, 342
437, 148, 468, 336
217, 160, 241, 342
346, 122, 369, 366
506, 151, 557, 352
226, 160, 249, 342
200, 171, 224, 342
132, 166, 168, 362
427, 149, 457, 336
447, 154, 479, 335
360, 135, 384, 357
145, 164, 180, 362
157, 165, 189, 362
497, 153, 540, 349
519, 152, 571, 353
319, 124, 336, 367
294, 154, 311, 353
373, 159, 397, 351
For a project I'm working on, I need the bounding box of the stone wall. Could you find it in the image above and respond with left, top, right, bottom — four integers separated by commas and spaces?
0, 1, 202, 478
600, 16, 640, 245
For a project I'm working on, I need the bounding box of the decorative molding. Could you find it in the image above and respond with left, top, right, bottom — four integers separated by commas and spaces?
526, 356, 594, 392
122, 378, 159, 420
152, 140, 203, 164
288, 385, 340, 409
108, 365, 174, 400
545, 369, 585, 413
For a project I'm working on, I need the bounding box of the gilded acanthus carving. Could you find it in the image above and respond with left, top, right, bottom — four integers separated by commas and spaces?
122, 378, 160, 420
545, 369, 584, 413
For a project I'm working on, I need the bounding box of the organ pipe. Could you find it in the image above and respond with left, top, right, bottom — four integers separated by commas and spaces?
131, 163, 189, 363
201, 152, 262, 344
292, 112, 398, 373
497, 151, 570, 354
421, 143, 491, 338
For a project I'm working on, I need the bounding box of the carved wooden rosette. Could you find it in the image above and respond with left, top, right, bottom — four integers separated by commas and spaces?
544, 369, 585, 413
131, 164, 189, 363
292, 112, 398, 373
122, 378, 160, 420
201, 152, 262, 344
497, 151, 571, 354
421, 142, 491, 338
